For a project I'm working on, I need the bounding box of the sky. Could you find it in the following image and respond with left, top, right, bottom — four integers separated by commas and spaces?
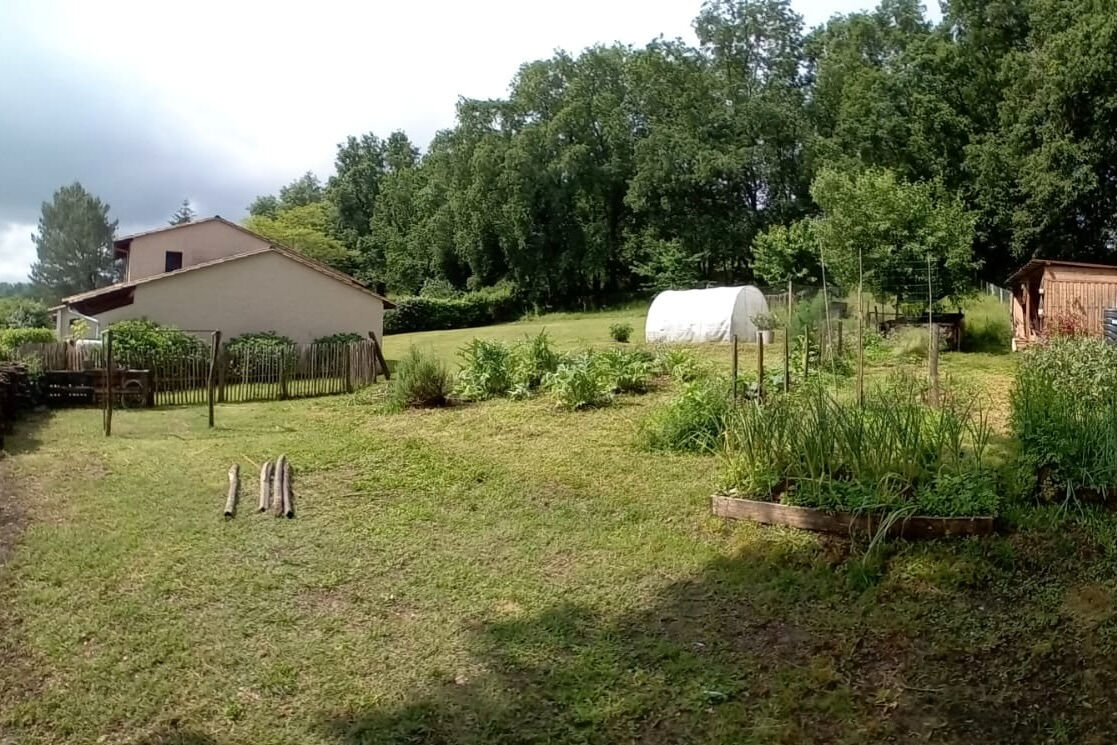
0, 0, 940, 283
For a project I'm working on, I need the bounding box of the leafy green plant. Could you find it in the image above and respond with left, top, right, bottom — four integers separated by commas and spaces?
455, 339, 516, 400
107, 320, 206, 365
313, 332, 364, 345
0, 327, 55, 354
595, 347, 654, 393
545, 354, 613, 410
225, 331, 296, 380
638, 377, 732, 452
751, 312, 779, 332
653, 347, 708, 382
385, 346, 453, 410
721, 375, 996, 516
1012, 337, 1117, 500
509, 330, 563, 396
0, 297, 49, 329
609, 322, 633, 343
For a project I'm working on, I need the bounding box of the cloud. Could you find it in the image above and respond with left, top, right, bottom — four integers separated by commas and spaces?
0, 223, 36, 283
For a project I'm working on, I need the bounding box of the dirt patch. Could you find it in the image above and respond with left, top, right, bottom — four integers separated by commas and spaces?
1063, 584, 1113, 629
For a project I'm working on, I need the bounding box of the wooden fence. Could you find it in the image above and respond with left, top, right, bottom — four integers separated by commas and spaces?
18, 339, 385, 408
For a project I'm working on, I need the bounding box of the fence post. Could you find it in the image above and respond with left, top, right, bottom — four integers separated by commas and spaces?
279, 348, 289, 400
103, 330, 113, 437
345, 344, 354, 393
730, 334, 738, 402
216, 343, 227, 404
368, 331, 390, 381
802, 323, 810, 379
784, 278, 791, 393
207, 331, 221, 427
757, 331, 764, 400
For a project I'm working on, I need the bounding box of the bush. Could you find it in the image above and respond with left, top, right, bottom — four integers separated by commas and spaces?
653, 347, 708, 382
509, 331, 562, 397
1012, 337, 1117, 499
385, 346, 453, 410
722, 375, 996, 516
312, 332, 364, 345
595, 347, 654, 393
545, 354, 614, 410
107, 320, 205, 364
0, 297, 49, 329
639, 378, 733, 452
225, 331, 296, 380
0, 327, 55, 353
384, 282, 521, 334
609, 322, 633, 343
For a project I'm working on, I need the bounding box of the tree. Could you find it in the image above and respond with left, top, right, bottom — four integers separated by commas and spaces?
810, 167, 978, 304
278, 172, 324, 208
752, 219, 823, 285
169, 198, 196, 225
0, 297, 49, 328
247, 194, 280, 218
29, 182, 118, 301
243, 202, 355, 273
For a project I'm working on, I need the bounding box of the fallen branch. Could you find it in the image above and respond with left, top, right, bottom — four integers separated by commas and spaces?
224, 464, 239, 518
258, 460, 273, 513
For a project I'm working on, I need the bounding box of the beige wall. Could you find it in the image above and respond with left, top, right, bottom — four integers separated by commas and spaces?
85, 251, 383, 343
125, 221, 270, 281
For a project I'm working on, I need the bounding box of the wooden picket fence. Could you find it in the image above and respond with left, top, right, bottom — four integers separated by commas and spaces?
18, 339, 385, 408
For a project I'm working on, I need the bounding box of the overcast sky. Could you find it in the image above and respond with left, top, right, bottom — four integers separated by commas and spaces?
0, 0, 940, 283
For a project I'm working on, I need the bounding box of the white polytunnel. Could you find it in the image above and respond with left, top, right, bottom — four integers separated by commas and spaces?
645, 286, 769, 344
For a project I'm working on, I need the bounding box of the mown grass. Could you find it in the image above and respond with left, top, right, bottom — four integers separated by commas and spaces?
10, 303, 1117, 744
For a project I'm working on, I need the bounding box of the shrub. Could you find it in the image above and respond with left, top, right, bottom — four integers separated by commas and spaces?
595, 347, 654, 393
0, 297, 49, 329
418, 277, 459, 299
0, 327, 55, 353
384, 282, 521, 334
545, 354, 614, 410
455, 339, 516, 400
721, 375, 996, 516
639, 377, 733, 452
225, 331, 296, 380
1046, 310, 1091, 338
609, 322, 633, 343
1012, 337, 1117, 498
107, 320, 205, 364
385, 346, 453, 410
313, 332, 364, 345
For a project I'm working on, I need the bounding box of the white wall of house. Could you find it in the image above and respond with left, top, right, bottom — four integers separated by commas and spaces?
124, 220, 270, 281
71, 251, 384, 343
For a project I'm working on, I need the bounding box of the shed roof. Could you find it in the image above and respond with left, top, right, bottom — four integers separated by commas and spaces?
62, 244, 394, 315
1007, 258, 1117, 285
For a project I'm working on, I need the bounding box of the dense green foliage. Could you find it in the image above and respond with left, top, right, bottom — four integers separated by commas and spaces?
312, 332, 364, 345
722, 376, 997, 516
639, 377, 733, 453
30, 182, 118, 301
1012, 337, 1117, 499
107, 319, 205, 363
385, 346, 453, 410
0, 297, 49, 329
544, 354, 615, 410
608, 323, 633, 343
0, 327, 55, 354
383, 283, 520, 334
241, 0, 1117, 307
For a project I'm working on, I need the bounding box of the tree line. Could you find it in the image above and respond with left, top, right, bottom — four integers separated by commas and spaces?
24, 0, 1117, 310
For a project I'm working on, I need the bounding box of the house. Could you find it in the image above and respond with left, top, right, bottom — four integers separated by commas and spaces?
53, 217, 393, 344
1008, 258, 1117, 349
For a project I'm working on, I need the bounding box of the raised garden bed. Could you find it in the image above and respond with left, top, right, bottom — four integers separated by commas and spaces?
711, 494, 995, 539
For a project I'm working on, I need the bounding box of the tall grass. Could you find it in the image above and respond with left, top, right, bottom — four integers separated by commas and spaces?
1012, 337, 1117, 499
721, 375, 996, 516
385, 346, 453, 410
638, 377, 733, 452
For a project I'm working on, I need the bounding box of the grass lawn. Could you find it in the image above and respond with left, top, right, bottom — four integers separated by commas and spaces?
6, 304, 1117, 744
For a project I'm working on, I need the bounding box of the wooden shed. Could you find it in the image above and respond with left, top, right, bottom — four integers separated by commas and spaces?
1008, 258, 1117, 349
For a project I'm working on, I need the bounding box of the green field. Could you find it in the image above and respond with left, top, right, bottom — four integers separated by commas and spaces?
7, 303, 1117, 744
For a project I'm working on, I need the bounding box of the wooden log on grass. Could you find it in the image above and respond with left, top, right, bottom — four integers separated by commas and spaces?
224, 464, 239, 518
272, 455, 287, 517
258, 460, 273, 512
282, 458, 294, 519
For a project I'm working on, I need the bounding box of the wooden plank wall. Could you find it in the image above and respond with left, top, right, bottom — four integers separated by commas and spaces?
1042, 279, 1117, 335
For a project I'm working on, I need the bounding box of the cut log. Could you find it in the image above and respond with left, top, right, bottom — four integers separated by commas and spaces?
272, 455, 287, 517
224, 464, 239, 518
282, 459, 294, 519
258, 460, 273, 512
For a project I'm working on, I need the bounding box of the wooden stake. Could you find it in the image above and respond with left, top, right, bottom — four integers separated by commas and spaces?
104, 330, 113, 437
802, 323, 810, 379
224, 463, 239, 518
784, 278, 791, 393
207, 331, 221, 428
730, 334, 738, 402
272, 454, 287, 517
258, 460, 273, 512
928, 253, 939, 406
282, 459, 294, 518
857, 248, 864, 408
757, 331, 764, 400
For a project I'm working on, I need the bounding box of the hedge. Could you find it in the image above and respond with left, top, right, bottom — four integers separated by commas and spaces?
384, 284, 522, 334
0, 327, 56, 353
